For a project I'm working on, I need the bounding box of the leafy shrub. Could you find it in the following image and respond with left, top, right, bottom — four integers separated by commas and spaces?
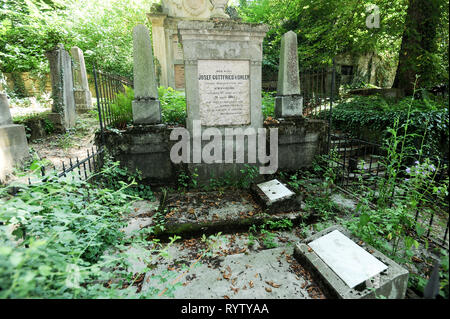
109, 85, 134, 129
158, 87, 187, 126
318, 95, 449, 159
262, 91, 275, 118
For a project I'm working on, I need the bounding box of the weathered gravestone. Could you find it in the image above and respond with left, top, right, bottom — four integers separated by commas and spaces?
132, 24, 161, 125
177, 19, 270, 181
45, 44, 76, 130
71, 46, 92, 113
0, 93, 29, 183
275, 31, 303, 118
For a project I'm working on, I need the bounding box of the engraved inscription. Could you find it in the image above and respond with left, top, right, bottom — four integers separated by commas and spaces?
198, 60, 250, 126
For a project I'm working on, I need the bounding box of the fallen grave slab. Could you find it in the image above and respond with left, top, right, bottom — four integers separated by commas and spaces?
294, 225, 409, 299
251, 179, 302, 213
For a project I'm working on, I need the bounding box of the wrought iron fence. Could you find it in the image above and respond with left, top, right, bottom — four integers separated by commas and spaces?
328, 133, 449, 249
92, 64, 133, 135
300, 61, 337, 118
27, 146, 104, 185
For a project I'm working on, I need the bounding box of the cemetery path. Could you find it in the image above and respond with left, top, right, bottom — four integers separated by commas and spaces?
30, 112, 98, 171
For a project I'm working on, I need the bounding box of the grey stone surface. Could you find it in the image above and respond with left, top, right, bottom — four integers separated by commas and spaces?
132, 24, 161, 124
141, 246, 310, 299
265, 118, 328, 171
277, 31, 300, 96
0, 93, 12, 126
294, 225, 409, 299
0, 124, 29, 183
98, 118, 328, 186
275, 31, 303, 118
275, 95, 303, 118
257, 179, 295, 205
132, 99, 161, 124
308, 229, 388, 288
70, 46, 92, 112
45, 44, 76, 129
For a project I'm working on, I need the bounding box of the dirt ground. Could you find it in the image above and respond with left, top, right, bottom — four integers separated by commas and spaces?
29, 112, 99, 170
6, 109, 99, 184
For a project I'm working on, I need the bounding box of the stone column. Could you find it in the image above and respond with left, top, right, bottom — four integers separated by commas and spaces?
45, 44, 76, 129
275, 31, 303, 118
71, 46, 92, 113
0, 93, 29, 183
132, 24, 161, 124
147, 13, 168, 87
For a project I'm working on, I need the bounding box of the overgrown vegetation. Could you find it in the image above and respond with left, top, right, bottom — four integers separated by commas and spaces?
0, 157, 182, 298
318, 94, 449, 159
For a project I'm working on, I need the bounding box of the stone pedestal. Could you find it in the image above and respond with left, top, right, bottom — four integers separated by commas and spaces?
132, 99, 161, 125
275, 95, 303, 118
0, 93, 29, 183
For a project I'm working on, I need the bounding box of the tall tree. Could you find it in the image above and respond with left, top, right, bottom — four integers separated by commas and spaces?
392, 0, 444, 95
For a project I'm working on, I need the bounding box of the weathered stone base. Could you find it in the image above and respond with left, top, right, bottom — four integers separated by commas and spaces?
293, 225, 409, 299
98, 117, 327, 186
0, 124, 29, 183
74, 89, 93, 113
265, 117, 328, 171
132, 99, 161, 124
275, 95, 303, 118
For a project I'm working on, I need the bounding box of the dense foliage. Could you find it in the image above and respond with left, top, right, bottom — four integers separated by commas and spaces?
318, 95, 449, 159
237, 0, 448, 88
0, 0, 154, 78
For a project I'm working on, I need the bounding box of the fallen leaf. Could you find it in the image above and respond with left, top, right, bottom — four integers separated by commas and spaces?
249, 281, 254, 288
266, 281, 281, 288
223, 295, 230, 299
265, 287, 272, 293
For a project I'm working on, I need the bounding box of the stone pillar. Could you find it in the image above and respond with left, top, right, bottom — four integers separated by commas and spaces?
45, 44, 76, 129
0, 93, 29, 183
275, 31, 303, 118
71, 46, 93, 113
148, 13, 169, 88
132, 24, 161, 125
0, 93, 12, 126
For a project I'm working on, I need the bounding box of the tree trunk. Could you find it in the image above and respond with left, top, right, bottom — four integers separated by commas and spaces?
392, 0, 442, 95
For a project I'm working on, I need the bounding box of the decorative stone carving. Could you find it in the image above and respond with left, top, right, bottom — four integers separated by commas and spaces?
183, 0, 207, 16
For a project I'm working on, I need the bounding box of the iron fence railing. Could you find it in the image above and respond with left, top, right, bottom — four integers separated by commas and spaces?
92, 64, 133, 135
328, 133, 449, 249
27, 146, 104, 185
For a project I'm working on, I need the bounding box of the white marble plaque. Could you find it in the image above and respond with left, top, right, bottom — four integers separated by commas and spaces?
308, 230, 388, 288
257, 179, 295, 204
198, 60, 250, 126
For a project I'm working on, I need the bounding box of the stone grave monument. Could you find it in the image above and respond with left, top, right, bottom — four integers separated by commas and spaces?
45, 44, 76, 130
71, 46, 93, 113
178, 17, 269, 180
275, 30, 303, 118
0, 93, 29, 183
132, 24, 161, 124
